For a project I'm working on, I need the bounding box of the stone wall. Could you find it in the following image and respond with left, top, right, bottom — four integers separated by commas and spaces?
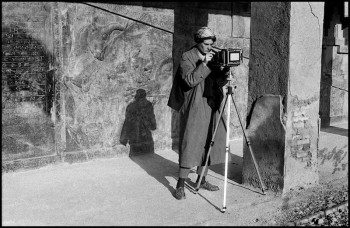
61, 2, 251, 159
60, 3, 174, 159
2, 2, 251, 169
2, 2, 57, 165
283, 2, 325, 192
2, 2, 346, 177
243, 2, 290, 192
244, 2, 325, 193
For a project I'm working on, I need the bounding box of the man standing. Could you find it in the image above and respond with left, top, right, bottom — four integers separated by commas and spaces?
168, 27, 229, 200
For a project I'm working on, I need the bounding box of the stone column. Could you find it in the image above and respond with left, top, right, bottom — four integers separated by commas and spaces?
243, 2, 325, 194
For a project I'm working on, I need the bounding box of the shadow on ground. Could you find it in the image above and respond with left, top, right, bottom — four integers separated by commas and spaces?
321, 126, 348, 137
209, 154, 243, 184
129, 153, 178, 197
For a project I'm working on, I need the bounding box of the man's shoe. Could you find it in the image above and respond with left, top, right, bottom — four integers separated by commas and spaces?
174, 187, 186, 200
198, 181, 220, 191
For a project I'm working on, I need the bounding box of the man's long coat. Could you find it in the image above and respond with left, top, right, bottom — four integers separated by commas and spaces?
168, 46, 228, 168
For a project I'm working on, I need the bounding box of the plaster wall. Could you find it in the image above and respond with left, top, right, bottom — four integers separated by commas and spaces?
283, 2, 324, 192
2, 2, 57, 164
244, 2, 325, 193
62, 2, 251, 160
2, 2, 251, 168
58, 2, 174, 159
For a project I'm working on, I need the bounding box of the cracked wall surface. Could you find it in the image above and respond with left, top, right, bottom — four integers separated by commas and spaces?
61, 3, 174, 156
283, 2, 325, 193
246, 2, 325, 193
2, 2, 56, 162
2, 2, 251, 166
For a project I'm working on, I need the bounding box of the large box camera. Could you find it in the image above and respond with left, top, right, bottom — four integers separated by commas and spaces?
211, 48, 243, 67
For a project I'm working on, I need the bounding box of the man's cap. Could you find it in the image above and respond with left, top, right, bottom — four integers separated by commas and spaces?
194, 27, 216, 43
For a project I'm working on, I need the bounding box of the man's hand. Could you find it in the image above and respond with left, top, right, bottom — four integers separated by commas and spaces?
203, 51, 215, 65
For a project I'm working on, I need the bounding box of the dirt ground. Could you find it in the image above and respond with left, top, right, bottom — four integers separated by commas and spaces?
1, 122, 348, 226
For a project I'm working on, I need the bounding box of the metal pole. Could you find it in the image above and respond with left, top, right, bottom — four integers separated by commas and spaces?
221, 69, 233, 213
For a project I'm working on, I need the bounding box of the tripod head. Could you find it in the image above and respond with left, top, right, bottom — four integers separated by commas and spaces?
224, 68, 236, 95
227, 68, 234, 80
219, 65, 234, 81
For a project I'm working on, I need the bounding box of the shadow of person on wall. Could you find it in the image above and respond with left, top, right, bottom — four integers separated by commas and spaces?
120, 89, 157, 156
120, 89, 178, 196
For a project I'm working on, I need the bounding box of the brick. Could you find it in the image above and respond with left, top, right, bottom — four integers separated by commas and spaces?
302, 156, 311, 162
292, 135, 302, 140
296, 138, 310, 145
293, 110, 306, 117
292, 145, 300, 151
297, 151, 308, 158
293, 121, 304, 128
302, 143, 310, 150
293, 116, 309, 122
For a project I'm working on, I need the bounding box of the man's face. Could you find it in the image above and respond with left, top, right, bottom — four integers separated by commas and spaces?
197, 39, 214, 54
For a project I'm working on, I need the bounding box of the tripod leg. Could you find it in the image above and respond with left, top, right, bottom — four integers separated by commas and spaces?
195, 94, 229, 191
221, 94, 232, 213
230, 95, 266, 194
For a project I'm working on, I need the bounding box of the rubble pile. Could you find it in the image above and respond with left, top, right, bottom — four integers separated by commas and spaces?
301, 205, 348, 226
276, 183, 348, 226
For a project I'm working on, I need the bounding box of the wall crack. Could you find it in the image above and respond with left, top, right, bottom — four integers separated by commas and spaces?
308, 2, 321, 44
